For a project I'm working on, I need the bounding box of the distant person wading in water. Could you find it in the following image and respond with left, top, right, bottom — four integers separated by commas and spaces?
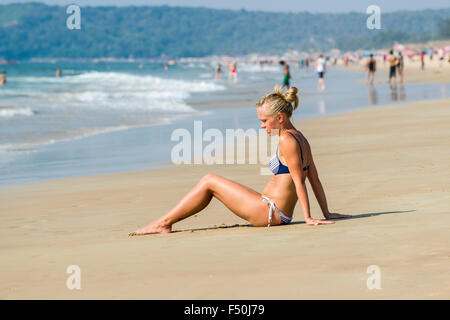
215, 63, 222, 79
130, 86, 351, 236
279, 60, 291, 89
229, 61, 238, 83
366, 54, 376, 84
0, 71, 6, 86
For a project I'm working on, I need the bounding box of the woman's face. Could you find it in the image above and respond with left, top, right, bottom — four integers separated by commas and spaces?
257, 104, 280, 136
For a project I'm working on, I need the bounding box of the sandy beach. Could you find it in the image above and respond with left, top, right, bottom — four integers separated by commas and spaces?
1, 96, 450, 299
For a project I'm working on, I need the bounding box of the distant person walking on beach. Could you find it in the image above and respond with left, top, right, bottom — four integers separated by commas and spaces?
229, 61, 238, 83
420, 51, 425, 70
315, 54, 326, 91
397, 52, 404, 83
130, 86, 351, 236
387, 50, 397, 86
438, 48, 445, 70
215, 63, 222, 79
279, 60, 291, 89
365, 54, 376, 84
0, 71, 6, 86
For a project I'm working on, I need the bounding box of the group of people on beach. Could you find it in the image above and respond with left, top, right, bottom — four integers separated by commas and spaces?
215, 61, 238, 82
278, 55, 327, 91
364, 50, 404, 86
387, 50, 405, 86
365, 46, 449, 85
212, 45, 446, 94
419, 47, 450, 70
213, 54, 328, 93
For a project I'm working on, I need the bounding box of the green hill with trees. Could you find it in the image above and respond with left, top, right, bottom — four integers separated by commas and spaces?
0, 2, 449, 59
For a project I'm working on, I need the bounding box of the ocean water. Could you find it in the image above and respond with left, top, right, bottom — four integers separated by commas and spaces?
0, 61, 449, 186
0, 62, 225, 152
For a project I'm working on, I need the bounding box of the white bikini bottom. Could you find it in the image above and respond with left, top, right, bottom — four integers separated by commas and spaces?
262, 196, 293, 227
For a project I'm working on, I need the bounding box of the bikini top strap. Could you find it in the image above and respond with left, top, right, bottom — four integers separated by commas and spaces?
287, 131, 304, 162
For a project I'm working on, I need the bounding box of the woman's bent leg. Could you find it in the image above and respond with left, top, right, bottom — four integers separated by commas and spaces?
131, 174, 272, 235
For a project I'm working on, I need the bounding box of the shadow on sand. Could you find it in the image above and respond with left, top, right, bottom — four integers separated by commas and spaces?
172, 209, 416, 234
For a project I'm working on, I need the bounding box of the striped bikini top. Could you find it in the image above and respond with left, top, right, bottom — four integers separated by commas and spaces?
269, 131, 310, 175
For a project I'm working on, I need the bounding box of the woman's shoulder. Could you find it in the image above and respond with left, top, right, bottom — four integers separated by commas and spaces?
279, 129, 306, 145
294, 128, 308, 140
295, 130, 312, 150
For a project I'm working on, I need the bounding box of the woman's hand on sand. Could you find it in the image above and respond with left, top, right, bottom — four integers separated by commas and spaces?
327, 213, 352, 219
305, 218, 335, 226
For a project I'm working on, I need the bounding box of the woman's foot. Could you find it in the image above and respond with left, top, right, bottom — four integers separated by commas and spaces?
129, 220, 172, 236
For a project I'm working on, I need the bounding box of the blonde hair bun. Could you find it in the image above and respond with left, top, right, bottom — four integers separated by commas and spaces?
284, 86, 299, 110
256, 86, 300, 118
273, 86, 299, 110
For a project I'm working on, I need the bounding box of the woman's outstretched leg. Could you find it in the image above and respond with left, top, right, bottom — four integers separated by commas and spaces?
130, 173, 271, 235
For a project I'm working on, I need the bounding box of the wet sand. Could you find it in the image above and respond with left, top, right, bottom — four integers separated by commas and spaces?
1, 98, 449, 299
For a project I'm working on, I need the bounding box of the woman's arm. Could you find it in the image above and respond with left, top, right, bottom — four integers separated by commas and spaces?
307, 160, 330, 219
279, 135, 333, 225
307, 158, 352, 220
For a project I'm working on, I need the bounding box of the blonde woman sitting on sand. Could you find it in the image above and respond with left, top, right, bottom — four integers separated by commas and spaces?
130, 87, 350, 236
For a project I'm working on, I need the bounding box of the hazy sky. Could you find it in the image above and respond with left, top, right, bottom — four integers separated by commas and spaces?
2, 0, 449, 13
